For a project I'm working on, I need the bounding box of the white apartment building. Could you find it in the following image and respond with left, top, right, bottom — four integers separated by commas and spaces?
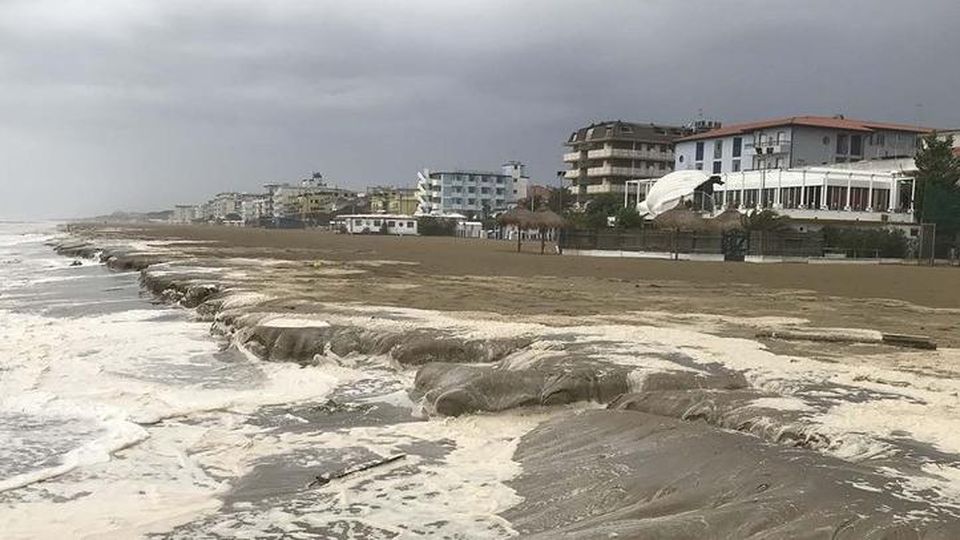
241, 197, 269, 224
674, 116, 931, 175
208, 192, 241, 220
416, 162, 528, 217
171, 205, 200, 223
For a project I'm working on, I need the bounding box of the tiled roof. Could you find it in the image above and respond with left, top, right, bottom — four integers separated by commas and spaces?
677, 116, 934, 142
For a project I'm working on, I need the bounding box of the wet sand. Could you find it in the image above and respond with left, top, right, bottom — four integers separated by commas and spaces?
75, 223, 960, 348
53, 223, 960, 537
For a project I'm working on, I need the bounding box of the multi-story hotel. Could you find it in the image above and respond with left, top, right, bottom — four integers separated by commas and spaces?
563, 121, 688, 202
673, 115, 931, 175
416, 162, 529, 217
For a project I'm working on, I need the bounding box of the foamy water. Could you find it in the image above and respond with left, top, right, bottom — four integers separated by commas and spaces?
0, 224, 349, 537
0, 224, 548, 539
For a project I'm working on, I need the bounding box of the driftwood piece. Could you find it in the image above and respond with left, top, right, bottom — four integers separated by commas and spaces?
307, 453, 406, 488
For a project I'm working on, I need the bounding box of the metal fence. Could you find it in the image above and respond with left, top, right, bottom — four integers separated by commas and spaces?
561, 229, 824, 258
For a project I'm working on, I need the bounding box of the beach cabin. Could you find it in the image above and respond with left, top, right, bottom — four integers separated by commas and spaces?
339, 214, 419, 235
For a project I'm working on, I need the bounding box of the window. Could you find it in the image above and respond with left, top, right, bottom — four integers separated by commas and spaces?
712, 161, 722, 174
776, 131, 785, 143
678, 155, 685, 163
732, 137, 742, 158
731, 159, 741, 172
373, 220, 381, 227
744, 189, 759, 208
876, 133, 885, 146
387, 221, 396, 227
406, 221, 414, 228
850, 135, 863, 156
695, 141, 705, 161
836, 133, 849, 154
827, 186, 847, 210
781, 187, 801, 209
713, 140, 723, 159
850, 187, 869, 210
761, 188, 776, 208
353, 219, 362, 226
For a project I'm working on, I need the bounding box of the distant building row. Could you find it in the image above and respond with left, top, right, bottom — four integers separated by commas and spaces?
171, 161, 537, 226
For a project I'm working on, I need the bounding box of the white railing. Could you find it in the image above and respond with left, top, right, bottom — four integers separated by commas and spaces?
587, 166, 663, 177
585, 183, 624, 194
586, 148, 673, 161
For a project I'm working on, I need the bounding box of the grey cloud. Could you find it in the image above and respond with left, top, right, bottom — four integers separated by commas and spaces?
1, 0, 958, 218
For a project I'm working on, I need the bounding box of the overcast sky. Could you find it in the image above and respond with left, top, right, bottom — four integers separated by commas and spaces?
2, 0, 959, 218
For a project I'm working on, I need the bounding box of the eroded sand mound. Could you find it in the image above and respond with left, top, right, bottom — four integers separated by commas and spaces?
505, 409, 960, 539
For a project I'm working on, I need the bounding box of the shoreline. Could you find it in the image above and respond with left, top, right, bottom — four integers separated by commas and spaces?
45, 224, 960, 536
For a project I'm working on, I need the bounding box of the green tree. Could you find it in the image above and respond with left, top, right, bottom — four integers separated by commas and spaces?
915, 134, 960, 191
614, 206, 644, 229
915, 133, 960, 255
548, 187, 574, 214
741, 209, 790, 232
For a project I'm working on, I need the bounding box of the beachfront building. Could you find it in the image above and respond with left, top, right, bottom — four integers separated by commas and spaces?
503, 161, 530, 201
262, 175, 356, 225
171, 205, 200, 223
416, 162, 528, 217
367, 187, 419, 215
209, 192, 241, 220
627, 167, 918, 230
337, 214, 418, 235
674, 115, 931, 175
299, 187, 356, 223
563, 121, 688, 203
240, 196, 269, 224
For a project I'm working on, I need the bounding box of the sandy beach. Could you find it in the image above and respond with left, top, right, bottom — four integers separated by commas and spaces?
23, 222, 960, 538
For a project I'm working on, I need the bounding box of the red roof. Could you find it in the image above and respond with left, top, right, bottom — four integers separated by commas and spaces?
677, 115, 934, 142
953, 147, 960, 158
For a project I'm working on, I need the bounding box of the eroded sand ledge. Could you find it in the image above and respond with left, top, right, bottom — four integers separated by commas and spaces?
52, 232, 960, 537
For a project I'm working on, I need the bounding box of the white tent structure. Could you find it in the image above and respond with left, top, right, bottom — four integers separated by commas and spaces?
634, 170, 711, 218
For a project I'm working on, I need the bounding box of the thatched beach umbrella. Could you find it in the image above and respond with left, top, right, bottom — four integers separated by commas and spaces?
498, 207, 537, 252
710, 207, 744, 232
653, 206, 708, 232
531, 210, 565, 254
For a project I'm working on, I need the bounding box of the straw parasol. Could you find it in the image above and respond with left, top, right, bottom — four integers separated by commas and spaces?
498, 207, 537, 252
530, 210, 565, 254
709, 207, 744, 232
652, 206, 708, 232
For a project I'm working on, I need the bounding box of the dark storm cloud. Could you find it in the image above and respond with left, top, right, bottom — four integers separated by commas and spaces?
1, 0, 959, 218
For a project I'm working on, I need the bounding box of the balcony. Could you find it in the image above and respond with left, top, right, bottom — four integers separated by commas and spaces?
587, 166, 665, 178
749, 140, 792, 155
564, 169, 582, 179
585, 183, 624, 194
562, 152, 582, 163
586, 148, 674, 161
